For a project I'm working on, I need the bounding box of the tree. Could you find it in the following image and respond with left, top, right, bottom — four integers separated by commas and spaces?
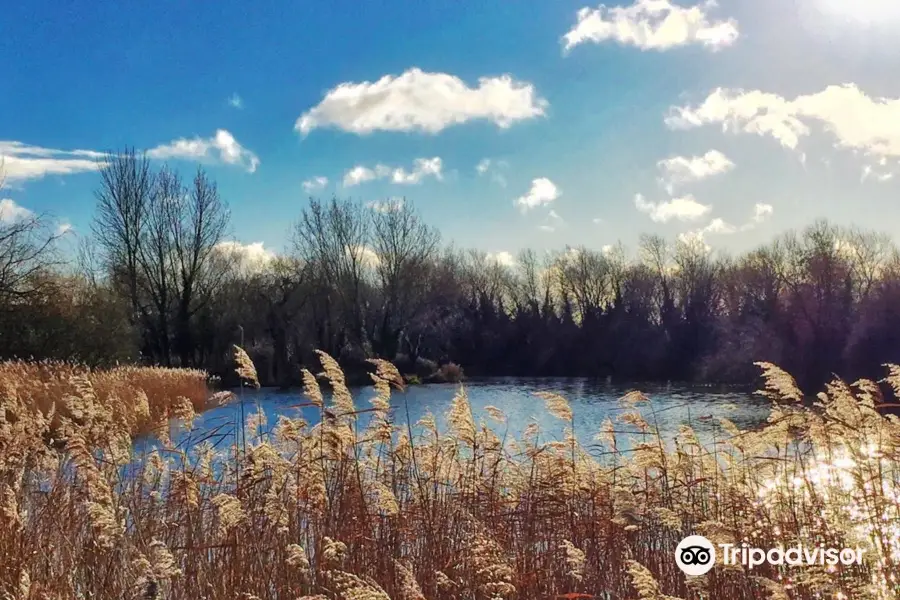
293, 197, 372, 359
92, 148, 154, 330
0, 203, 59, 307
370, 199, 440, 358
170, 168, 230, 366
92, 152, 229, 365
0, 169, 61, 356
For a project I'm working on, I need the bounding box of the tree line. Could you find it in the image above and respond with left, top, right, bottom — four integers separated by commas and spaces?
3, 150, 900, 390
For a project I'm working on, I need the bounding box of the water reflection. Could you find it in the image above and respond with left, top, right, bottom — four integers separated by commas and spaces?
133, 378, 771, 460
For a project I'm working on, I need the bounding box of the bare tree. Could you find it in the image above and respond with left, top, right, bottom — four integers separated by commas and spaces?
92, 154, 229, 365
370, 199, 440, 357
293, 197, 371, 356
0, 175, 60, 306
640, 234, 675, 326
170, 168, 230, 366
256, 256, 311, 385
673, 237, 719, 319
92, 148, 155, 325
557, 246, 611, 322
134, 165, 178, 363
510, 249, 541, 312
76, 235, 103, 289
844, 226, 892, 301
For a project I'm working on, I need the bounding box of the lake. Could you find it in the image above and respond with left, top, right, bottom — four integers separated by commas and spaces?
137, 378, 773, 457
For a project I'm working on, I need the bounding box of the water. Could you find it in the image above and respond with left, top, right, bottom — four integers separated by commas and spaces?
135, 379, 772, 459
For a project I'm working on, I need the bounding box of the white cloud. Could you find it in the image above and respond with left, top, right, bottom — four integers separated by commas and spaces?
657, 149, 734, 190
486, 251, 516, 267
563, 0, 739, 53
476, 158, 509, 187
215, 241, 275, 273
147, 129, 259, 173
666, 84, 900, 179
634, 193, 711, 222
344, 165, 382, 187
228, 93, 243, 109
296, 68, 547, 135
0, 198, 34, 223
342, 157, 443, 187
0, 141, 104, 160
752, 203, 773, 223
719, 203, 774, 232
593, 217, 604, 224
366, 196, 406, 213
55, 222, 74, 236
515, 177, 560, 211
537, 209, 565, 232
391, 157, 443, 184
0, 141, 105, 182
367, 198, 405, 213
701, 217, 736, 234
680, 202, 774, 244
302, 176, 329, 193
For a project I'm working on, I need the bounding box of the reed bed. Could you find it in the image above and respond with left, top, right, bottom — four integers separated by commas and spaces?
0, 360, 210, 442
1, 350, 899, 599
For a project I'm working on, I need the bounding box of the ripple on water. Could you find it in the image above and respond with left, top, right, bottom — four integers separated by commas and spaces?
131, 378, 770, 461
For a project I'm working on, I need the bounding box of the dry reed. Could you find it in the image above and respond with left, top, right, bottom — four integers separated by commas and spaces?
0, 360, 210, 442
1, 353, 899, 599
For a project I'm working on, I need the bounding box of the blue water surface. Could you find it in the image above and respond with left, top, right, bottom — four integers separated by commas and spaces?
131, 379, 772, 463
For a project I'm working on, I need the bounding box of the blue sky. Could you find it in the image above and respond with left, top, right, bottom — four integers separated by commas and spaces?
3, 0, 900, 261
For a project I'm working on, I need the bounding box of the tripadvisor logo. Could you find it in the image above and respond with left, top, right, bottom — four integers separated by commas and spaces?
675, 535, 866, 576
675, 535, 716, 576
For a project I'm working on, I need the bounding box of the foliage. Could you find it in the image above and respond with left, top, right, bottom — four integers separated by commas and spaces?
1, 353, 899, 598
403, 374, 422, 385
0, 272, 139, 365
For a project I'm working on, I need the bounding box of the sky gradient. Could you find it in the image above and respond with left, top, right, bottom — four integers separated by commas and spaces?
3, 0, 900, 263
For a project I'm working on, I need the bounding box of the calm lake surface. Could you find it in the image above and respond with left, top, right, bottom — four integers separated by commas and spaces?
139, 378, 773, 457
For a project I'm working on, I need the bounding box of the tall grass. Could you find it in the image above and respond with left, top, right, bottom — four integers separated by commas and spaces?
0, 360, 211, 442
1, 353, 899, 599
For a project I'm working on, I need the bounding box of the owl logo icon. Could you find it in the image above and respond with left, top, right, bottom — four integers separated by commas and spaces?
675, 535, 716, 576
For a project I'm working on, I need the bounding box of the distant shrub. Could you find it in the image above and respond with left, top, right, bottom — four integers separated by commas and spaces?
403, 373, 422, 385
434, 361, 464, 383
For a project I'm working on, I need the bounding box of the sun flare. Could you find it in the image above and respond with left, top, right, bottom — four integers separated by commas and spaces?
816, 0, 900, 23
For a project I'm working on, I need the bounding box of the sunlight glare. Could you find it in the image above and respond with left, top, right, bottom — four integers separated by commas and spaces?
816, 0, 900, 24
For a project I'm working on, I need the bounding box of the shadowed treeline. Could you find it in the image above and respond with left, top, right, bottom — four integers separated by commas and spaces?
2, 150, 900, 389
